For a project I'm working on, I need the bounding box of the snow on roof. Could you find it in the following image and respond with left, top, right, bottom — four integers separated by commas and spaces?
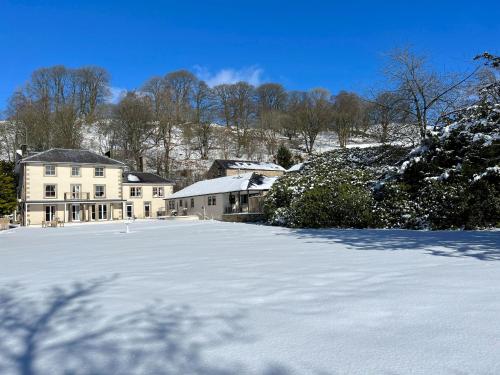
127, 174, 141, 182
166, 173, 277, 199
122, 172, 174, 184
286, 163, 304, 172
215, 159, 285, 171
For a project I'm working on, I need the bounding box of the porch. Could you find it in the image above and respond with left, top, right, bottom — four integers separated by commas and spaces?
22, 200, 126, 226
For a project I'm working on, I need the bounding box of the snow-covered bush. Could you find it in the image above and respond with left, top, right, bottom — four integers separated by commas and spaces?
264, 145, 407, 228
265, 81, 499, 229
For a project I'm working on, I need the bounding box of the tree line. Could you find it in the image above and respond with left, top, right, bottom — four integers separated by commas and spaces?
2, 48, 495, 177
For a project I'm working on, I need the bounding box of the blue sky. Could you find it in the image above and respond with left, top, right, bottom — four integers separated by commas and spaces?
1, 0, 499, 112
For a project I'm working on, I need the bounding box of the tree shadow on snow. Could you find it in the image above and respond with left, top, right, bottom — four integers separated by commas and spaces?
279, 228, 500, 261
0, 278, 295, 375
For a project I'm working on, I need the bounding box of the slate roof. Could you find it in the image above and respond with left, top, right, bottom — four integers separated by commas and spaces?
20, 148, 125, 166
123, 172, 174, 184
213, 159, 285, 171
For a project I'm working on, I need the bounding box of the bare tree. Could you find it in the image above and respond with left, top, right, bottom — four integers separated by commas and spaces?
113, 92, 155, 170
256, 83, 287, 156
191, 81, 215, 159
331, 91, 368, 148
7, 65, 110, 151
213, 82, 256, 157
212, 84, 232, 128
288, 89, 333, 154
385, 48, 478, 139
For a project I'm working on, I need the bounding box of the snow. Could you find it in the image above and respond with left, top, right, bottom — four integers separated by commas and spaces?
286, 163, 304, 172
229, 161, 285, 171
167, 173, 277, 199
1, 221, 499, 374
127, 174, 140, 182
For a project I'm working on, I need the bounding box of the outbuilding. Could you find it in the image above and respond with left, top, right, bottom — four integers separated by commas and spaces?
164, 172, 277, 220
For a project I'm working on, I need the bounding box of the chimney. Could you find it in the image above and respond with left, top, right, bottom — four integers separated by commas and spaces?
138, 156, 144, 172
21, 144, 28, 156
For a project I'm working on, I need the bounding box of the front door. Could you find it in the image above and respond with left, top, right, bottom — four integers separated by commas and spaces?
126, 203, 133, 219
45, 205, 56, 221
98, 204, 107, 220
91, 205, 96, 220
144, 202, 151, 218
71, 204, 81, 221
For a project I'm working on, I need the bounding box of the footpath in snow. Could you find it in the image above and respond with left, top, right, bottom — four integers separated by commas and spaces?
0, 221, 499, 375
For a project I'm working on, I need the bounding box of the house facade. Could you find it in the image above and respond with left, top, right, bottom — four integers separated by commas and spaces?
206, 159, 285, 179
164, 172, 277, 220
17, 148, 173, 225
122, 172, 174, 219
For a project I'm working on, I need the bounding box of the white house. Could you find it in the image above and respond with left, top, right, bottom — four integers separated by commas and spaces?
164, 172, 277, 220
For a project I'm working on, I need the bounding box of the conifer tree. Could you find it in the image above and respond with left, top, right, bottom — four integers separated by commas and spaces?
276, 144, 294, 170
0, 161, 17, 216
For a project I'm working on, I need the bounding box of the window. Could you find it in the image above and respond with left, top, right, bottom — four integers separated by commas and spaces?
98, 204, 107, 220
168, 200, 175, 210
153, 187, 164, 198
212, 195, 216, 206
130, 187, 142, 197
241, 194, 248, 205
190, 198, 194, 208
208, 196, 212, 206
94, 167, 104, 177
45, 205, 56, 221
126, 203, 133, 218
44, 165, 56, 176
70, 184, 81, 199
94, 185, 106, 198
44, 184, 56, 198
71, 166, 81, 177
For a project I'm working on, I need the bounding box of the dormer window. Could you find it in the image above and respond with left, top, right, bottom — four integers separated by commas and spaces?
44, 165, 56, 176
94, 167, 105, 177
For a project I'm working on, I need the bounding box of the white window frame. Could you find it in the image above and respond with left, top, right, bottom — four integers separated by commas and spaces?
126, 203, 134, 218
153, 186, 164, 198
44, 184, 57, 199
71, 166, 81, 177
70, 184, 81, 199
94, 167, 105, 177
94, 184, 106, 198
44, 165, 56, 176
144, 202, 151, 218
98, 204, 107, 220
130, 186, 142, 198
45, 205, 56, 221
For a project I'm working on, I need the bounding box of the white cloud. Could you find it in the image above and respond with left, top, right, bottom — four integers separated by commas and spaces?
108, 87, 127, 103
194, 66, 264, 87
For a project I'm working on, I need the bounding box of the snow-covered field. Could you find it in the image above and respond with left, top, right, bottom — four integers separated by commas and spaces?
1, 221, 499, 375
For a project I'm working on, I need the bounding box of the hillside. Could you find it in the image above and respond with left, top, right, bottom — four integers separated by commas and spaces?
265, 85, 500, 229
